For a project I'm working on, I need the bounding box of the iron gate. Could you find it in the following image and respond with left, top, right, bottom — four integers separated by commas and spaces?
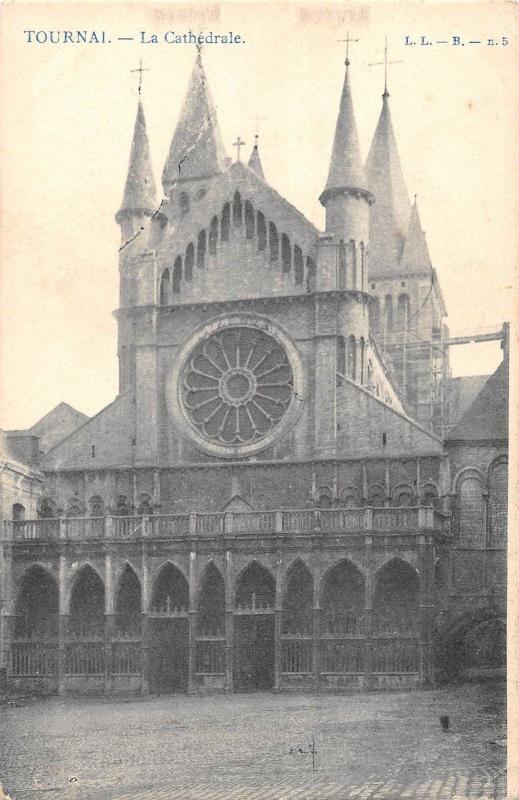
233, 614, 275, 691
149, 618, 189, 693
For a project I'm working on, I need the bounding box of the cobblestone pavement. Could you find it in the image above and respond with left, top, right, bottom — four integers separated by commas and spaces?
0, 682, 506, 800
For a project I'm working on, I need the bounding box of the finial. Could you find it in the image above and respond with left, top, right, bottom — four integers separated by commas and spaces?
254, 133, 259, 149
233, 136, 246, 161
131, 59, 150, 96
369, 35, 403, 97
337, 32, 359, 72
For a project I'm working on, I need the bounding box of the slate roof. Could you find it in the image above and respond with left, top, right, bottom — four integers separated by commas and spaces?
117, 101, 157, 218
446, 359, 508, 442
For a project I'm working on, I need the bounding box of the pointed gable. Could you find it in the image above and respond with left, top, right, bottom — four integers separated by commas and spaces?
248, 139, 265, 180
365, 92, 411, 274
117, 101, 157, 219
400, 198, 432, 274
446, 359, 509, 442
321, 66, 368, 201
162, 51, 228, 191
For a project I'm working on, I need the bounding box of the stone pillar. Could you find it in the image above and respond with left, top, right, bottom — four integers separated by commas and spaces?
188, 551, 197, 694
0, 542, 14, 673
418, 536, 435, 688
313, 295, 338, 459
58, 554, 67, 696
364, 565, 374, 692
224, 551, 234, 693
104, 553, 113, 694
140, 537, 150, 695
313, 570, 320, 688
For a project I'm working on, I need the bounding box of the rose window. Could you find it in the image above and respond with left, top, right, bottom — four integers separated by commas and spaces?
181, 326, 294, 446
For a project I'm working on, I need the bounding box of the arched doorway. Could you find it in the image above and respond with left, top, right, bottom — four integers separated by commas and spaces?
281, 560, 313, 676
149, 563, 189, 693
113, 565, 142, 677
320, 560, 365, 675
11, 566, 59, 678
196, 563, 225, 677
67, 566, 105, 676
233, 562, 275, 691
439, 611, 506, 683
372, 559, 420, 674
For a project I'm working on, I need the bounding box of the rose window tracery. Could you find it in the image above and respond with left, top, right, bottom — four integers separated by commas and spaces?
181, 326, 293, 446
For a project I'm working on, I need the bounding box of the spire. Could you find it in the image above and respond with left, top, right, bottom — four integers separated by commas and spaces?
365, 91, 411, 272
247, 135, 265, 179
320, 62, 370, 204
116, 100, 157, 221
162, 50, 227, 191
400, 196, 432, 273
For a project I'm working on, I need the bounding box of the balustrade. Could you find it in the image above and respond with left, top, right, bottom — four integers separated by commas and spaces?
65, 641, 105, 675
111, 641, 142, 674
280, 638, 313, 673
8, 641, 58, 676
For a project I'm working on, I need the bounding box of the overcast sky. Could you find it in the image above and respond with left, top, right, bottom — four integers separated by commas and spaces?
1, 2, 517, 429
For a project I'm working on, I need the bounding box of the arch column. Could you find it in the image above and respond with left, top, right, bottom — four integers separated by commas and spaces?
58, 554, 68, 696
188, 551, 198, 694
0, 543, 14, 674
104, 552, 114, 695
140, 532, 150, 695
312, 568, 321, 688
224, 551, 234, 693
364, 563, 374, 691
418, 537, 435, 687
274, 565, 282, 691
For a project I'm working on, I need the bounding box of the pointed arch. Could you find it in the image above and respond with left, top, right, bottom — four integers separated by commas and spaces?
397, 293, 410, 331
294, 245, 304, 285
12, 503, 25, 521
321, 559, 365, 635
14, 565, 59, 640
339, 486, 361, 508
420, 482, 439, 507
197, 229, 206, 269
184, 242, 194, 281
160, 269, 171, 305
244, 200, 255, 239
257, 211, 266, 250
373, 557, 419, 635
384, 295, 394, 333
488, 455, 508, 545
221, 202, 230, 241
150, 561, 189, 614
137, 493, 153, 516
455, 468, 485, 546
113, 494, 131, 517
391, 483, 415, 507
366, 484, 385, 507
114, 563, 142, 637
234, 560, 275, 609
347, 335, 356, 380
209, 215, 219, 255
232, 191, 242, 226
370, 296, 380, 331
172, 256, 182, 294
69, 565, 105, 638
269, 222, 279, 263
198, 562, 225, 636
282, 558, 313, 635
281, 233, 291, 273
316, 485, 333, 508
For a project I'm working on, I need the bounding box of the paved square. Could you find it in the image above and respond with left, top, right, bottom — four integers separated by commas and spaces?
0, 682, 506, 800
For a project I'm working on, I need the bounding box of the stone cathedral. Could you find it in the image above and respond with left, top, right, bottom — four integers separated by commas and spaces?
0, 52, 507, 696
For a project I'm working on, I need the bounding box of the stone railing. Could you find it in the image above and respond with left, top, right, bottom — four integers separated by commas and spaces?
2, 507, 450, 542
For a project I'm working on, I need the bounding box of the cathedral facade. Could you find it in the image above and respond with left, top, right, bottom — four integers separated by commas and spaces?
0, 52, 507, 696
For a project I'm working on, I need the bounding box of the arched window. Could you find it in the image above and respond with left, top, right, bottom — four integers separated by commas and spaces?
316, 486, 333, 508
184, 243, 194, 281
367, 359, 374, 389
66, 498, 85, 518
257, 211, 266, 250
113, 495, 131, 517
359, 337, 366, 384
89, 496, 105, 516
294, 246, 304, 285
12, 503, 25, 521
392, 486, 415, 507
232, 191, 242, 226
373, 559, 419, 639
38, 498, 57, 519
197, 230, 206, 269
14, 566, 58, 641
172, 256, 182, 294
281, 234, 291, 273
367, 486, 385, 507
340, 488, 361, 508
488, 460, 508, 545
151, 563, 189, 614
282, 560, 313, 637
457, 472, 485, 546
198, 563, 225, 637
384, 295, 394, 333
347, 335, 356, 380
306, 257, 316, 291
337, 336, 346, 376
178, 191, 190, 215
244, 200, 255, 239
114, 565, 141, 638
269, 222, 279, 263
421, 485, 439, 507
350, 240, 357, 288
70, 566, 105, 638
137, 494, 153, 516
370, 297, 380, 331
221, 202, 230, 241
321, 560, 365, 637
397, 294, 410, 331
209, 216, 218, 255
159, 269, 170, 306
235, 562, 275, 611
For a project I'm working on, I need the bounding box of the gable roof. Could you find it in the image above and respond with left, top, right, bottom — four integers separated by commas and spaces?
446, 359, 508, 442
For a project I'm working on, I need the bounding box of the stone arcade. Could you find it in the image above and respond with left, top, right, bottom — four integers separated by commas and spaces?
0, 51, 507, 696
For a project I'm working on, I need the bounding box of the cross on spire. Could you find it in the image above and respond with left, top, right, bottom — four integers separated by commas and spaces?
131, 59, 150, 95
337, 31, 359, 69
369, 35, 403, 96
233, 136, 246, 161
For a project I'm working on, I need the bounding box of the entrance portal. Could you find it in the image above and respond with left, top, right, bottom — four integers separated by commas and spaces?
233, 614, 275, 690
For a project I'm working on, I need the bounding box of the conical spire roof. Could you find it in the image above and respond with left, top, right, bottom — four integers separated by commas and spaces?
162, 51, 227, 191
247, 136, 265, 179
365, 92, 411, 273
321, 64, 369, 203
117, 100, 157, 218
400, 197, 432, 273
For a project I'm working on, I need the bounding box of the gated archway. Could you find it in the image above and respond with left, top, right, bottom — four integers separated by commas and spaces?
233, 562, 275, 691
372, 559, 420, 674
281, 559, 313, 676
113, 565, 142, 678
67, 566, 105, 676
196, 563, 225, 676
320, 560, 365, 675
149, 563, 189, 693
10, 566, 59, 678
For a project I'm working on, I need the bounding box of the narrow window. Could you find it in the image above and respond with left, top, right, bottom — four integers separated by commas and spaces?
269, 222, 279, 263
209, 216, 218, 255
221, 203, 230, 241
179, 191, 190, 216
347, 335, 356, 380
12, 503, 25, 521
244, 201, 255, 239
337, 336, 346, 375
257, 211, 266, 250
281, 233, 291, 273
294, 246, 304, 285
370, 296, 380, 331
360, 337, 366, 384
185, 243, 194, 281
360, 242, 366, 288
397, 294, 410, 331
91, 445, 95, 458
306, 257, 316, 291
385, 295, 394, 332
159, 269, 170, 305
172, 256, 182, 294
232, 191, 242, 226
350, 240, 357, 288
197, 230, 206, 269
